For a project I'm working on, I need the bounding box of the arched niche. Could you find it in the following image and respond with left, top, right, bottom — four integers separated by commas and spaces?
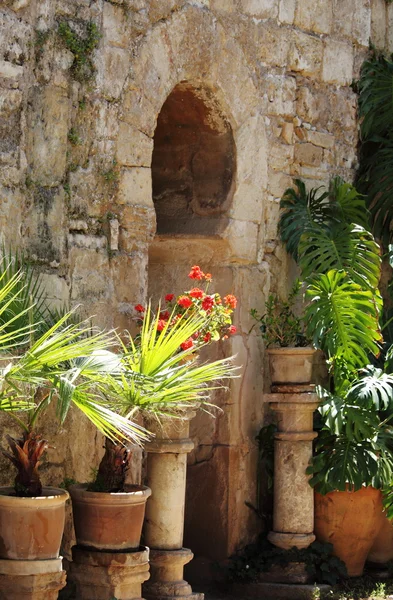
151, 81, 236, 236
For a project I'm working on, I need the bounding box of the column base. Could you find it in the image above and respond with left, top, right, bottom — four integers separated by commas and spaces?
268, 531, 316, 550
143, 548, 204, 600
0, 557, 66, 600
70, 545, 150, 600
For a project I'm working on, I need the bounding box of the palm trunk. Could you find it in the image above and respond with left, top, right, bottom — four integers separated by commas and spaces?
91, 437, 131, 492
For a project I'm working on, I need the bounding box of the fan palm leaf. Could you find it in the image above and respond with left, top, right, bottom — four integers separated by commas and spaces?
103, 305, 238, 420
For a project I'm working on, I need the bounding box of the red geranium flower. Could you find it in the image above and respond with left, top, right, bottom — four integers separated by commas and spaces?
224, 294, 237, 309
180, 338, 194, 350
160, 310, 170, 320
202, 295, 214, 311
204, 273, 212, 281
204, 332, 211, 343
165, 294, 174, 302
228, 325, 237, 335
188, 265, 204, 280
189, 287, 204, 299
135, 304, 145, 313
157, 319, 167, 331
177, 295, 193, 308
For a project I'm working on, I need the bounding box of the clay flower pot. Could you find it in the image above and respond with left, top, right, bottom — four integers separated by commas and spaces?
267, 347, 316, 385
314, 487, 383, 577
69, 484, 151, 551
0, 486, 69, 560
368, 512, 393, 564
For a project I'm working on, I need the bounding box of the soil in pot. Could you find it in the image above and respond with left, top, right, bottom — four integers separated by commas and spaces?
69, 484, 151, 551
267, 347, 317, 385
314, 487, 383, 577
0, 486, 69, 560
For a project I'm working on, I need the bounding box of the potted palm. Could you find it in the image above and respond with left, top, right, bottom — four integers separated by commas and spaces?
69, 266, 238, 552
0, 259, 146, 563
277, 177, 390, 576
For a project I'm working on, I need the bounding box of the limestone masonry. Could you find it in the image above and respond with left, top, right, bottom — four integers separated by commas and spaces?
0, 0, 390, 570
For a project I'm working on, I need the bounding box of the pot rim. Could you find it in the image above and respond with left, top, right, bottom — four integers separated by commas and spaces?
0, 486, 69, 506
267, 346, 316, 356
69, 483, 151, 504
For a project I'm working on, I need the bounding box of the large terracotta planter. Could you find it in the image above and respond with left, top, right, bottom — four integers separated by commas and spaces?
0, 486, 69, 560
69, 484, 151, 551
368, 512, 393, 564
267, 347, 316, 385
315, 487, 383, 576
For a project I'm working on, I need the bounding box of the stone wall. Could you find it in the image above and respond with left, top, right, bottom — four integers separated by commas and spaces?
0, 0, 390, 571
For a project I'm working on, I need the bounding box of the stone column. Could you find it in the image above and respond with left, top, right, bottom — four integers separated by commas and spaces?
143, 414, 204, 600
70, 546, 150, 600
0, 557, 66, 600
266, 386, 319, 550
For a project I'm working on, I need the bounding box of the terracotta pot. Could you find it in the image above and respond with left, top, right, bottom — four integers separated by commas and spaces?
368, 512, 393, 564
314, 487, 383, 577
69, 484, 151, 551
267, 347, 316, 385
0, 486, 69, 560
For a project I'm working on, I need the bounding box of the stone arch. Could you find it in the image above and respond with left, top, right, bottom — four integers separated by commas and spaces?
152, 80, 236, 236
117, 3, 268, 563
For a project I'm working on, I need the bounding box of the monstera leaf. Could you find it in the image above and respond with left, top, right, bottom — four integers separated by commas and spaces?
298, 222, 381, 291
357, 54, 393, 243
304, 270, 382, 374
278, 179, 331, 261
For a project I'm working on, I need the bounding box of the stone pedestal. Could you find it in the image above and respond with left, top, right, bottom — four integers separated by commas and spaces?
143, 415, 204, 600
70, 546, 150, 600
0, 557, 66, 600
266, 385, 319, 551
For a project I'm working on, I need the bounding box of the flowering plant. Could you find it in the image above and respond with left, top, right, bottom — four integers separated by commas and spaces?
135, 265, 237, 352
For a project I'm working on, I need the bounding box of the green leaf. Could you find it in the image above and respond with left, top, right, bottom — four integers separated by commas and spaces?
305, 270, 382, 379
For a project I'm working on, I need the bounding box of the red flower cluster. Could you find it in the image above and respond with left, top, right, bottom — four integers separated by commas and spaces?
134, 266, 237, 352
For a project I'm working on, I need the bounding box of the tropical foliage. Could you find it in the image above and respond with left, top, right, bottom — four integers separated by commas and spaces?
357, 53, 393, 245
278, 177, 382, 390
278, 177, 393, 498
92, 303, 238, 491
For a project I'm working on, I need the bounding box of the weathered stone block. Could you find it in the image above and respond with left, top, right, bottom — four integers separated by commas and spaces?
295, 0, 333, 34
96, 46, 130, 100
230, 114, 267, 222
269, 142, 294, 171
116, 121, 153, 167
371, 0, 387, 49
268, 171, 293, 197
322, 40, 354, 85
242, 0, 279, 18
304, 130, 334, 149
288, 30, 323, 78
353, 0, 372, 47
0, 60, 23, 80
257, 23, 290, 67
40, 273, 70, 308
281, 122, 294, 144
294, 143, 323, 166
103, 1, 129, 48
118, 167, 153, 207
388, 4, 393, 53
279, 0, 296, 24
26, 86, 70, 186
121, 88, 157, 137
265, 74, 296, 117
120, 205, 156, 249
